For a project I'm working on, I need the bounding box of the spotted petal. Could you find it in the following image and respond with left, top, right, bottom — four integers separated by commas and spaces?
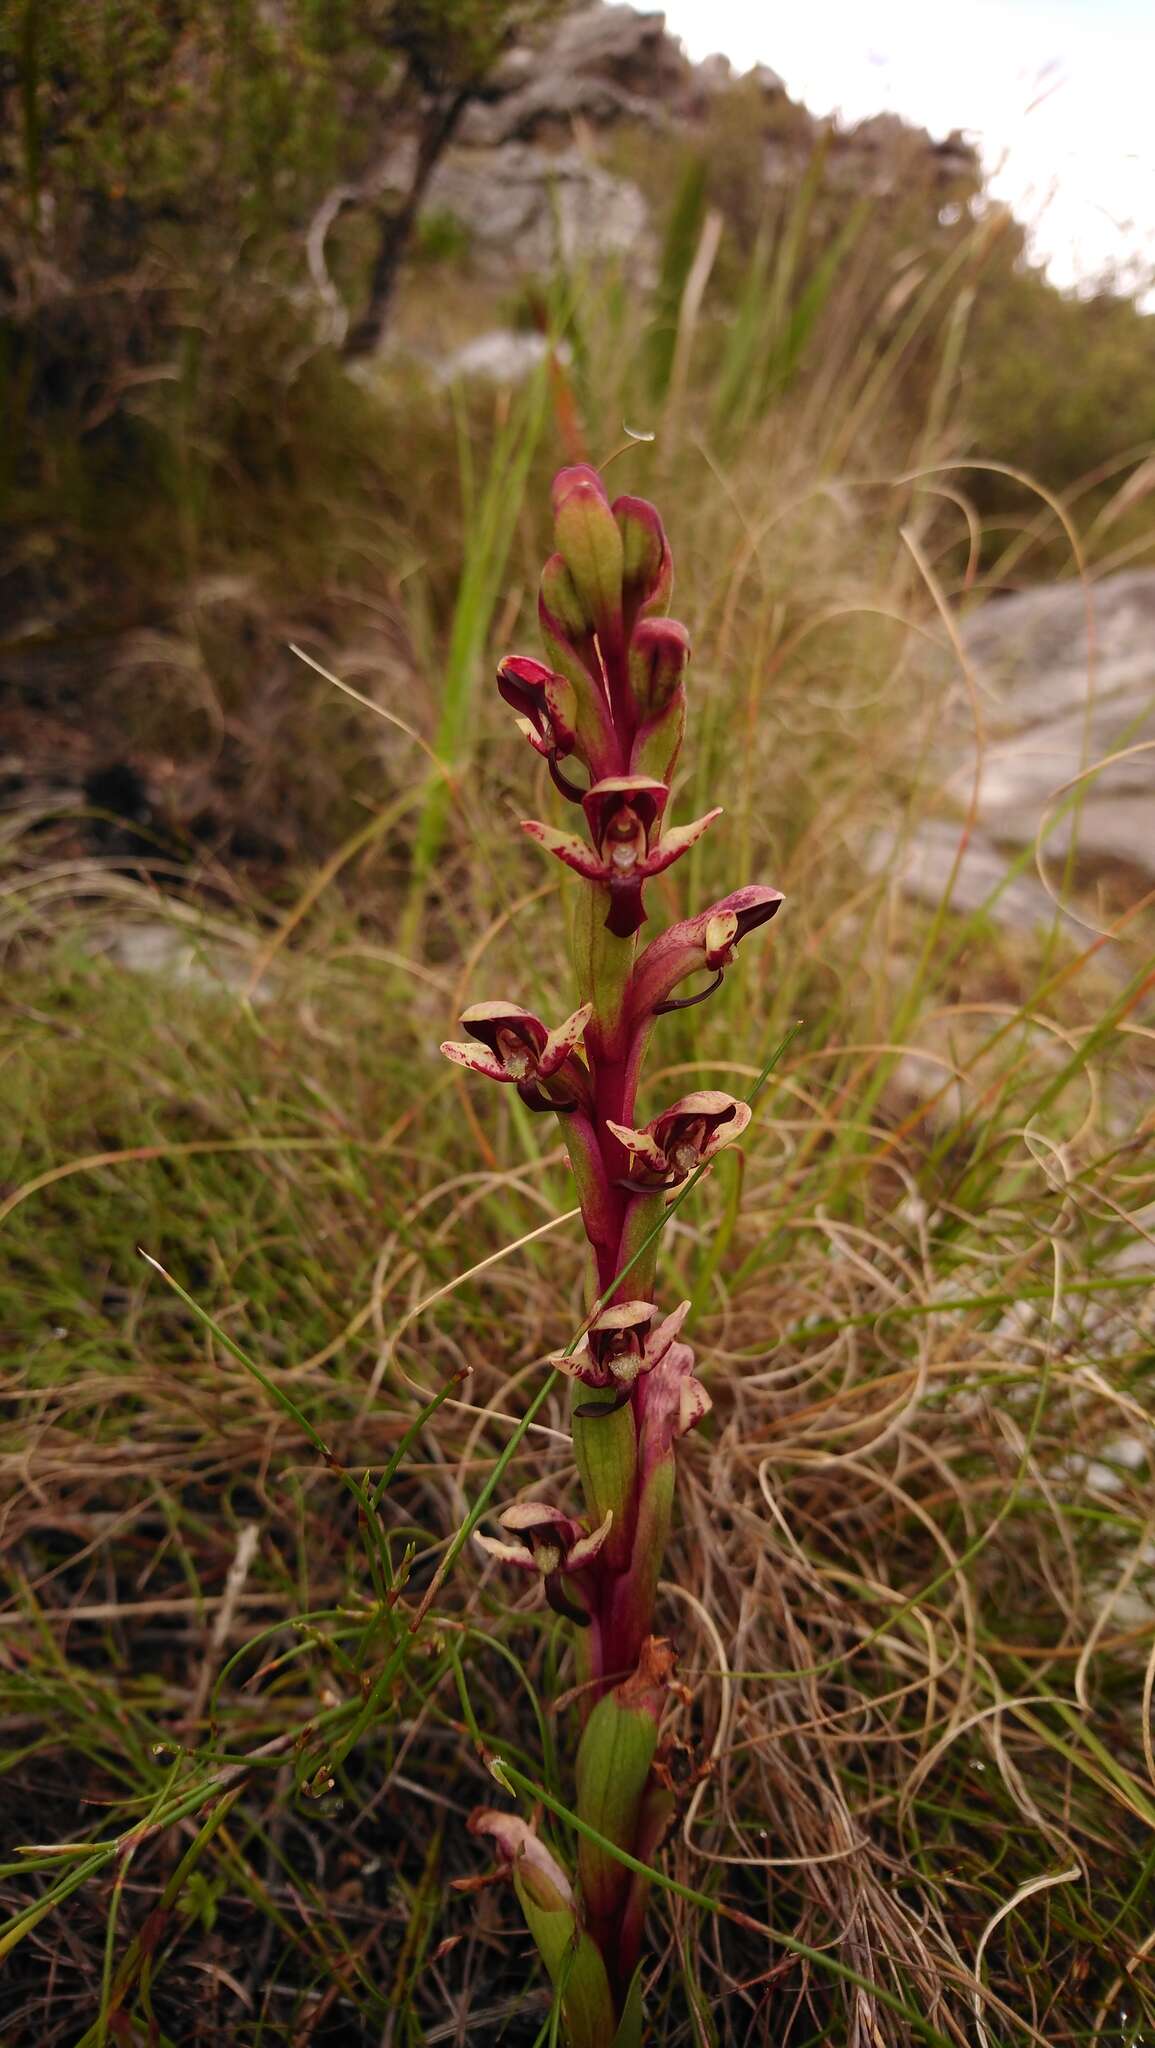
644, 1299, 691, 1367
521, 819, 607, 880
539, 1002, 593, 1078
604, 1119, 668, 1174
440, 1040, 510, 1082
474, 1532, 539, 1570
640, 807, 723, 877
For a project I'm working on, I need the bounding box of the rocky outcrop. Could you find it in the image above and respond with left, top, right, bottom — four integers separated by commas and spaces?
460, 6, 692, 146
942, 569, 1155, 880
950, 571, 1155, 876
426, 142, 650, 280
417, 5, 978, 289
882, 571, 1155, 947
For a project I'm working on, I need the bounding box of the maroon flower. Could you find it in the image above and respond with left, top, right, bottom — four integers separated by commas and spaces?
495, 655, 586, 800
607, 1090, 752, 1190
553, 1299, 690, 1400
628, 884, 784, 1018
475, 1501, 613, 1623
627, 619, 689, 785
522, 776, 722, 938
440, 1000, 592, 1112
627, 618, 688, 721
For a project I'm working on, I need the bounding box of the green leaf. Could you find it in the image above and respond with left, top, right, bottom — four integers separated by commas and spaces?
610, 1966, 645, 2048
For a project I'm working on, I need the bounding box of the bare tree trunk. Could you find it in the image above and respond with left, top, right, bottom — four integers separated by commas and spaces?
343, 87, 472, 359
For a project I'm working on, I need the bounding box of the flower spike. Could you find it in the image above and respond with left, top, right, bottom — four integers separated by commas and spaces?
451, 464, 788, 2031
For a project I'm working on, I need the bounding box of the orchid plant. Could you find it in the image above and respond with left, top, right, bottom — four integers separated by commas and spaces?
442, 466, 783, 2045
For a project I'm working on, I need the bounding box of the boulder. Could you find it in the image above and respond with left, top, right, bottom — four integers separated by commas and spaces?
460, 5, 691, 145
874, 569, 1155, 947
951, 570, 1155, 874
426, 143, 651, 278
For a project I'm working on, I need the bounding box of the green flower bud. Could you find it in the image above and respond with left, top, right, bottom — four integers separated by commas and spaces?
552, 466, 625, 639
574, 1638, 676, 1923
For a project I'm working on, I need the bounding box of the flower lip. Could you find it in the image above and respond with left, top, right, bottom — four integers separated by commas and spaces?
581, 776, 669, 857
460, 1002, 548, 1076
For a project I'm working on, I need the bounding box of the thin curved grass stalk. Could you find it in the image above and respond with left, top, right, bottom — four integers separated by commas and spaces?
443, 464, 784, 2040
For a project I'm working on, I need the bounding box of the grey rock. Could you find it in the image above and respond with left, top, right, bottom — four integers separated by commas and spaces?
460, 5, 689, 146
948, 571, 1155, 873
432, 329, 571, 387
426, 144, 650, 278
879, 570, 1155, 958
88, 918, 272, 1002
869, 817, 1080, 933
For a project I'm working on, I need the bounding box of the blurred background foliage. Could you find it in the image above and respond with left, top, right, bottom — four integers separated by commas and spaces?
4, 0, 1155, 871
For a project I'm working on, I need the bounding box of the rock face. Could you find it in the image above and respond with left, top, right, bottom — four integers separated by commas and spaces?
424, 5, 685, 280
956, 571, 1155, 872
886, 570, 1155, 942
420, 4, 976, 286
460, 5, 691, 146
426, 142, 651, 280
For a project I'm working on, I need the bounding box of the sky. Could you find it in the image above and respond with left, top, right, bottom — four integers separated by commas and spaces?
660, 0, 1155, 303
